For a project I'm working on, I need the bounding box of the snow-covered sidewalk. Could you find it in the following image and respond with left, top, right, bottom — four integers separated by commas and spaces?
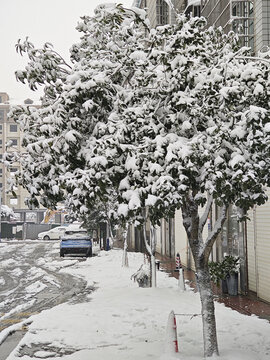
5, 249, 270, 360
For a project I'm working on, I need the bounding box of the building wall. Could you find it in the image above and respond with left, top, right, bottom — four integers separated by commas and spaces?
246, 207, 257, 293
254, 0, 270, 54
174, 204, 210, 271
201, 0, 254, 49
201, 0, 270, 54
0, 92, 35, 210
246, 189, 270, 303
201, 0, 230, 30
200, 1, 270, 300
131, 1, 269, 301
134, 0, 188, 27
174, 208, 190, 267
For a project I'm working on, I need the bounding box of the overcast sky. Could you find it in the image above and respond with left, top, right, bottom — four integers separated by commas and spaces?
1, 0, 133, 103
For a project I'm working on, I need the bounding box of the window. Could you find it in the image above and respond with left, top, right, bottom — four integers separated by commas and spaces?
141, 0, 147, 8
0, 183, 2, 188
232, 1, 253, 18
156, 0, 169, 26
0, 124, 2, 134
10, 167, 18, 173
194, 6, 201, 17
10, 198, 18, 206
0, 140, 2, 146
0, 110, 4, 121
0, 96, 2, 103
10, 124, 18, 132
9, 168, 18, 178
10, 139, 18, 146
231, 1, 254, 50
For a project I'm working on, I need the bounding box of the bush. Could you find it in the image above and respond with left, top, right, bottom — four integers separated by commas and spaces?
222, 255, 240, 275
209, 255, 239, 286
131, 264, 150, 288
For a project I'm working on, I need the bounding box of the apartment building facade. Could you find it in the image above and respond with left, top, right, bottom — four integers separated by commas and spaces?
201, 1, 270, 55
0, 92, 27, 209
253, 0, 270, 54
201, 0, 270, 305
132, 0, 200, 27
0, 92, 46, 237
131, 1, 270, 303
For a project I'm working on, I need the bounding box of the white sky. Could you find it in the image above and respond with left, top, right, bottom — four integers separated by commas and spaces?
0, 0, 133, 103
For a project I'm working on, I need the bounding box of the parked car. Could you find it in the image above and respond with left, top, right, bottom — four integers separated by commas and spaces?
60, 224, 92, 257
37, 226, 67, 240
63, 223, 88, 237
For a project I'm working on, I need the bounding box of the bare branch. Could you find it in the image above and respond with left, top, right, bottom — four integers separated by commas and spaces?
235, 56, 270, 65
199, 204, 228, 260
199, 194, 213, 233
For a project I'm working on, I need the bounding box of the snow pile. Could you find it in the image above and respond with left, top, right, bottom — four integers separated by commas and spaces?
4, 249, 270, 360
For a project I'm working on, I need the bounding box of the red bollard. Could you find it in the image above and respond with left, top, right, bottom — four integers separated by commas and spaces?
176, 253, 181, 269
176, 253, 185, 291
166, 310, 179, 353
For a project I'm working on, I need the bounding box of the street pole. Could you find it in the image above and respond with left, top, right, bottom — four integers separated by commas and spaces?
0, 188, 2, 243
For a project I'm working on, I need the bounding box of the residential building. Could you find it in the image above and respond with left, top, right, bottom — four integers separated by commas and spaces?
0, 92, 46, 238
201, 1, 255, 50
132, 0, 200, 27
246, 189, 270, 303
254, 0, 270, 54
131, 1, 270, 304
200, 0, 270, 305
133, 0, 173, 28
0, 92, 31, 209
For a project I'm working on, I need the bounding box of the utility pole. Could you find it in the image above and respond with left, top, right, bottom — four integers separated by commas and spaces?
0, 188, 2, 242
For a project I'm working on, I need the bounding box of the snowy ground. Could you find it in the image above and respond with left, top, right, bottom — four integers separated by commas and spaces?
2, 247, 270, 360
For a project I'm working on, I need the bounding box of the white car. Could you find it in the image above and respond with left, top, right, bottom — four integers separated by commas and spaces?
38, 226, 67, 240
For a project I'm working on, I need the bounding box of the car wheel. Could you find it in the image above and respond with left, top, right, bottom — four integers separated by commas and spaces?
60, 249, 65, 257
86, 248, 92, 258
44, 235, 50, 240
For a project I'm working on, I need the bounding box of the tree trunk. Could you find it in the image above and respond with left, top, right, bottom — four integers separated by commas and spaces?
150, 254, 156, 287
181, 194, 226, 357
142, 217, 157, 287
108, 219, 114, 249
122, 224, 129, 267
196, 264, 219, 357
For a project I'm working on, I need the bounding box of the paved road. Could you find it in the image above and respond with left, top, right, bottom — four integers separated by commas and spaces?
0, 240, 94, 359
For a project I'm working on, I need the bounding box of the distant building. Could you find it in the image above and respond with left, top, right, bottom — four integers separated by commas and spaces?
0, 92, 26, 209
0, 92, 46, 229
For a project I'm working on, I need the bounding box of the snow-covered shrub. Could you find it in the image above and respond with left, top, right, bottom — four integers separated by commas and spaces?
131, 264, 150, 288
209, 255, 240, 286
1, 205, 15, 218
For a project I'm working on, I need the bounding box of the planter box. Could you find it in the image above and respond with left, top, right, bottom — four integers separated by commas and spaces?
222, 279, 228, 294
226, 273, 238, 296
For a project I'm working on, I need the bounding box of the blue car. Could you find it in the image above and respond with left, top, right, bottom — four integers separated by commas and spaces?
60, 228, 92, 257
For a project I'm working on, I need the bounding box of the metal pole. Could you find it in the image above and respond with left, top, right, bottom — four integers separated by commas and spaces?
0, 188, 2, 242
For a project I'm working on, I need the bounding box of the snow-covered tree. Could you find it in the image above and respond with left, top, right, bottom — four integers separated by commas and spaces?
1, 204, 15, 218
10, 4, 270, 357
10, 4, 149, 209
72, 194, 120, 248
